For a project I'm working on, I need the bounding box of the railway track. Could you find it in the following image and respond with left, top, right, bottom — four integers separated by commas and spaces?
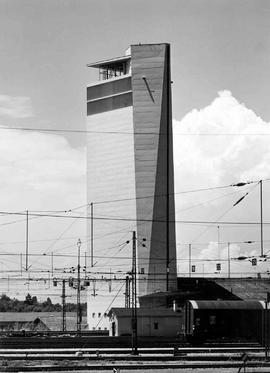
0, 335, 261, 349
0, 346, 265, 355
0, 352, 268, 361
1, 346, 269, 372
2, 360, 270, 372
0, 336, 265, 371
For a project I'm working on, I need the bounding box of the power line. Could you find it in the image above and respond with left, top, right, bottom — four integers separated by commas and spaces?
89, 179, 268, 205
29, 215, 82, 269
0, 235, 88, 245
0, 178, 264, 229
1, 252, 270, 263
189, 181, 259, 244
1, 125, 270, 136
94, 282, 125, 329
1, 209, 270, 225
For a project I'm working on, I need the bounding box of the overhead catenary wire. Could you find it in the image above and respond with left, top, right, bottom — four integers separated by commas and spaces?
189, 182, 259, 245
0, 177, 266, 231
18, 181, 270, 276
0, 178, 268, 224
29, 214, 83, 270
1, 209, 270, 225
88, 178, 268, 205
1, 125, 270, 136
1, 269, 270, 284
1, 252, 270, 263
0, 177, 269, 288
94, 281, 126, 329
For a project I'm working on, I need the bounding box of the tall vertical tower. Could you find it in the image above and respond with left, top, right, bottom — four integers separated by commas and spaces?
87, 44, 177, 300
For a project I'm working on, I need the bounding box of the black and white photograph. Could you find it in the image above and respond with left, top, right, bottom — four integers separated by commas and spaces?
0, 0, 269, 371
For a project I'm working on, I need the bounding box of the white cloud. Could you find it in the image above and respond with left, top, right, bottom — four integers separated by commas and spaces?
1, 90, 269, 286
0, 128, 85, 210
173, 90, 270, 191
0, 127, 86, 299
187, 241, 269, 278
0, 95, 34, 118
174, 91, 270, 276
0, 127, 86, 265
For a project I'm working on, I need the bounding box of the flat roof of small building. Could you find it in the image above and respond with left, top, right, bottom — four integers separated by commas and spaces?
109, 307, 178, 318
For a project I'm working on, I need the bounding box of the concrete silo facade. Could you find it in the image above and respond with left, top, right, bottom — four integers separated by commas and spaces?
86, 44, 177, 329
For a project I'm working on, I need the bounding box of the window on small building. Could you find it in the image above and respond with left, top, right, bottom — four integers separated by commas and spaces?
92, 313, 95, 318
154, 322, 159, 330
104, 327, 107, 330
104, 313, 107, 318
98, 327, 101, 330
92, 327, 95, 330
140, 268, 145, 274
98, 312, 101, 318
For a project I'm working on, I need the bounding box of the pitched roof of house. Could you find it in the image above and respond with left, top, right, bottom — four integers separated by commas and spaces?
39, 313, 88, 331
0, 312, 87, 330
0, 313, 41, 322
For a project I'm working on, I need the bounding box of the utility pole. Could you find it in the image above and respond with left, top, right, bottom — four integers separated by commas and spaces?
20, 253, 22, 276
265, 300, 268, 360
131, 231, 138, 355
51, 252, 54, 277
189, 244, 191, 277
84, 252, 87, 278
125, 275, 131, 308
227, 242, 231, 279
91, 202, 94, 267
26, 210, 29, 271
77, 238, 82, 335
217, 225, 220, 261
61, 279, 66, 332
260, 180, 264, 257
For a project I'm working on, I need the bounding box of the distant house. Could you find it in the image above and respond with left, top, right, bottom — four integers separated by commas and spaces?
108, 308, 183, 337
0, 312, 88, 331
0, 313, 49, 331
39, 312, 88, 331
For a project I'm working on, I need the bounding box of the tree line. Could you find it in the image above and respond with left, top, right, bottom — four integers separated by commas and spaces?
0, 293, 87, 313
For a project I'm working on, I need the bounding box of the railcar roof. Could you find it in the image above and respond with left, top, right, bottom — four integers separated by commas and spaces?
188, 300, 265, 310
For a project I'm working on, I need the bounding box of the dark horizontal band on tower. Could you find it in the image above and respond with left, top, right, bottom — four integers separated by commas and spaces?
87, 91, 133, 115
87, 76, 132, 101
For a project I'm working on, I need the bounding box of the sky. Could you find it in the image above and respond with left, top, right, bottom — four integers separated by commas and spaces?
0, 0, 270, 300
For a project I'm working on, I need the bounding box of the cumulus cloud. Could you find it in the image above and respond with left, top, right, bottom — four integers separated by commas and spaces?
174, 91, 270, 276
0, 95, 34, 118
173, 90, 270, 191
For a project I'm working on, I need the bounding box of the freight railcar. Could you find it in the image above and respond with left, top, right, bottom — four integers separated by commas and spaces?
184, 300, 265, 345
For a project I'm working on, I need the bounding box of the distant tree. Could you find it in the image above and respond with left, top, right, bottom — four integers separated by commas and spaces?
24, 293, 34, 305
32, 296, 38, 305
0, 294, 10, 302
46, 297, 52, 306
